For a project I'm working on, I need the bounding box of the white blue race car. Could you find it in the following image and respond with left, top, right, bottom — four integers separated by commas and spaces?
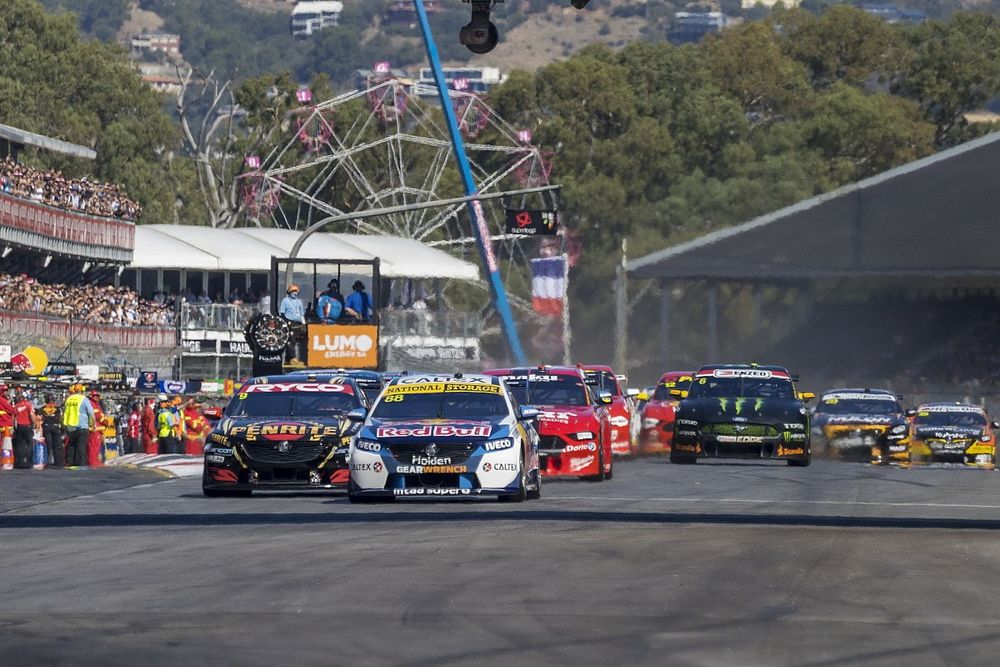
348, 373, 542, 502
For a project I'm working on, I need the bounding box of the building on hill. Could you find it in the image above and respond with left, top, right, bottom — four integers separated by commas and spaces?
290, 1, 344, 38
130, 33, 182, 59
857, 3, 926, 24
667, 12, 733, 44
741, 0, 800, 8
416, 66, 506, 96
384, 0, 442, 25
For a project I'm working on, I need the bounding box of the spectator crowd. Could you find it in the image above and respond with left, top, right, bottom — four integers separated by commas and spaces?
0, 157, 141, 221
0, 273, 173, 326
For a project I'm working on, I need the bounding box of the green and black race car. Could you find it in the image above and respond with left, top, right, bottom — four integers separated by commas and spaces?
670, 364, 814, 466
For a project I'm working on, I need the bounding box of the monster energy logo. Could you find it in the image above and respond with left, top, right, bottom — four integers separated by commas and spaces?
718, 398, 729, 412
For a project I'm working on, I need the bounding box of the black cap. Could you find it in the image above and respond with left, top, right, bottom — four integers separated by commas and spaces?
328, 279, 339, 289
353, 280, 365, 291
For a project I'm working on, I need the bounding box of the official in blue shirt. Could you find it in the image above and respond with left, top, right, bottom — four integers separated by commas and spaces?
279, 284, 305, 323
346, 280, 372, 322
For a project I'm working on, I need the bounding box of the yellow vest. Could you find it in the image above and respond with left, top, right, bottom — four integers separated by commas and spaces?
157, 411, 173, 438
62, 394, 85, 428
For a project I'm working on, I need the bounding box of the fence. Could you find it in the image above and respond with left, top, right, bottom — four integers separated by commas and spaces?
180, 303, 258, 331
0, 192, 134, 255
0, 310, 176, 349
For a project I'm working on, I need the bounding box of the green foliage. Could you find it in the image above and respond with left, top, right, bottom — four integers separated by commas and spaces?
0, 0, 200, 224
38, 0, 130, 41
486, 8, 983, 363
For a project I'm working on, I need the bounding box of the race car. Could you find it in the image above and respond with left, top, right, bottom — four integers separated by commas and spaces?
671, 364, 814, 466
485, 366, 613, 481
581, 365, 639, 456
637, 371, 694, 455
810, 388, 907, 462
903, 402, 998, 468
202, 373, 370, 496
348, 373, 542, 502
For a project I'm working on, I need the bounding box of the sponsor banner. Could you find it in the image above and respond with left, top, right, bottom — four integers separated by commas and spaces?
824, 392, 896, 402
157, 379, 201, 395
242, 382, 351, 394
307, 324, 378, 368
393, 488, 472, 496
183, 338, 217, 354
709, 369, 775, 379
222, 340, 254, 356
481, 461, 518, 472
569, 455, 596, 472
385, 382, 501, 396
229, 421, 339, 441
0, 345, 9, 363
504, 209, 559, 236
375, 424, 493, 438
564, 442, 597, 453
98, 371, 127, 386
395, 464, 468, 474
921, 405, 984, 414
77, 364, 100, 381
396, 375, 491, 385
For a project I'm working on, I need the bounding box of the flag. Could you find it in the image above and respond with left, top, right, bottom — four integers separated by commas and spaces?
530, 256, 566, 316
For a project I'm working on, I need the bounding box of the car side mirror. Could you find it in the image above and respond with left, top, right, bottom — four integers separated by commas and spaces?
637, 391, 649, 401
347, 408, 367, 422
626, 387, 640, 398
798, 392, 815, 401
904, 408, 917, 418
669, 389, 688, 399
991, 420, 999, 430
598, 390, 613, 404
518, 406, 539, 421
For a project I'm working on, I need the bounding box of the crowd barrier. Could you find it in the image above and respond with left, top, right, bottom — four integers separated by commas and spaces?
0, 311, 176, 349
0, 192, 134, 249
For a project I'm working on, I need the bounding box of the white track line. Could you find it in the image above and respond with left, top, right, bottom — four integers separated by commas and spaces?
554, 496, 1000, 510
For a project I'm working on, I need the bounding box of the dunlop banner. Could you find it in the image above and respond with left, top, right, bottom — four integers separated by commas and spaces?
307, 324, 379, 368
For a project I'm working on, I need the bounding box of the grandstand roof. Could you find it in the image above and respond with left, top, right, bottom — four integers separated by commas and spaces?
627, 130, 1000, 282
131, 225, 481, 281
0, 123, 96, 161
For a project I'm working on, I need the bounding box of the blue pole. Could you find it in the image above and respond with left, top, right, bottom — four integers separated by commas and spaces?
412, 0, 528, 365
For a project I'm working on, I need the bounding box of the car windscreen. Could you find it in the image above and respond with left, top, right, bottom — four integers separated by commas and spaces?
503, 376, 588, 407
226, 384, 358, 417
372, 382, 508, 420
689, 376, 795, 400
652, 378, 691, 401
815, 398, 901, 415
585, 370, 621, 396
915, 410, 986, 427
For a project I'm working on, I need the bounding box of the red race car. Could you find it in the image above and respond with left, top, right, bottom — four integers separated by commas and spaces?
484, 366, 614, 481
581, 365, 638, 457
638, 371, 694, 455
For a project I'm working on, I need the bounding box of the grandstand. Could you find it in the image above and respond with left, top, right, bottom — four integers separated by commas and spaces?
0, 124, 489, 381
627, 130, 1000, 408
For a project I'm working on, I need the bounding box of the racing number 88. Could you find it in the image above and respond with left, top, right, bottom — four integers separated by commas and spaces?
384, 395, 404, 402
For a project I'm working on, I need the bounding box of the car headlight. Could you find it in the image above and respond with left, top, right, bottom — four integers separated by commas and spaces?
354, 439, 382, 453
642, 418, 660, 428
891, 424, 907, 435
676, 418, 699, 427
980, 434, 993, 443
572, 431, 595, 441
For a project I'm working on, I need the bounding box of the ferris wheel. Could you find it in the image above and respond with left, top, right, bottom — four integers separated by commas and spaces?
241, 68, 558, 300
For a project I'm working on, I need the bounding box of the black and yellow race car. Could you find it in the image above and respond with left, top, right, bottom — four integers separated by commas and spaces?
810, 388, 908, 463
671, 364, 814, 466
202, 372, 370, 496
903, 402, 998, 469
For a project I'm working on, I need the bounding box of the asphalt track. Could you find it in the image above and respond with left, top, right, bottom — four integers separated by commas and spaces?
3, 459, 1000, 666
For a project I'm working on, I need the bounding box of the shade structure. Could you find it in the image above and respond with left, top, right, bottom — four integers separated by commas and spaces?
131, 225, 481, 281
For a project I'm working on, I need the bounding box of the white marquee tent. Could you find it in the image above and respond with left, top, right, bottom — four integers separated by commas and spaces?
130, 225, 481, 281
